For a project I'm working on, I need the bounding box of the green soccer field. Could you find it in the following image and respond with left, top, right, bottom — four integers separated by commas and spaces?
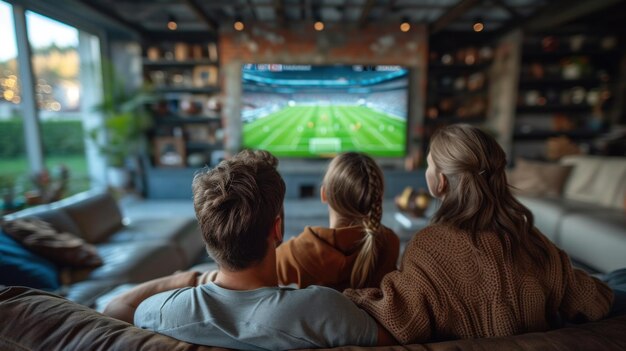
242, 105, 406, 157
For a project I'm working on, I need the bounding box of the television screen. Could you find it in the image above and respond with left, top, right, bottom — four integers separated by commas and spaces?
241, 64, 408, 158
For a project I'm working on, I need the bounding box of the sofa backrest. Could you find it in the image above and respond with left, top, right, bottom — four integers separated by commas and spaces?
0, 286, 221, 351
561, 155, 626, 210
61, 192, 124, 243
2, 286, 626, 351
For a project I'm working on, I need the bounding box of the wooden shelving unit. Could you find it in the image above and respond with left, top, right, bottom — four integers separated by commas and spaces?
422, 33, 494, 156
141, 40, 224, 172
512, 32, 620, 160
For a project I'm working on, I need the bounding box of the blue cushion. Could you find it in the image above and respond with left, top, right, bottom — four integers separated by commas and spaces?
0, 230, 60, 290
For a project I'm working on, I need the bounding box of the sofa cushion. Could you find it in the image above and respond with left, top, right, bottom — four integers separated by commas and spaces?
89, 242, 186, 282
558, 211, 626, 274
63, 192, 124, 243
1, 217, 103, 269
509, 159, 573, 197
31, 208, 84, 236
0, 231, 60, 290
0, 286, 220, 351
516, 196, 599, 243
561, 156, 626, 210
108, 217, 203, 266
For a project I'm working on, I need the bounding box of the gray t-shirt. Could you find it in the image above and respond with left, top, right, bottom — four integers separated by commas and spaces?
134, 283, 378, 350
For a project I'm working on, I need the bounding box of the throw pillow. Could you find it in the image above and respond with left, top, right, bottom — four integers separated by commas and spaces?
508, 158, 573, 197
1, 218, 103, 269
0, 231, 60, 290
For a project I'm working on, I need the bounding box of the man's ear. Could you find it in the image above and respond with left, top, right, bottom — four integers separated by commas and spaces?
320, 185, 327, 204
272, 216, 283, 246
437, 173, 448, 194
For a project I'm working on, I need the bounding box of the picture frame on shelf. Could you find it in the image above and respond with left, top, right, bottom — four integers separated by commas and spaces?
184, 125, 211, 142
154, 136, 186, 167
193, 65, 218, 87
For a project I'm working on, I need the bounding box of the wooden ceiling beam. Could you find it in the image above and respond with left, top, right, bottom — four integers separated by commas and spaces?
274, 0, 286, 27
358, 0, 376, 28
429, 0, 482, 34
494, 0, 521, 21
182, 0, 218, 32
246, 0, 258, 21
76, 0, 146, 37
523, 0, 622, 32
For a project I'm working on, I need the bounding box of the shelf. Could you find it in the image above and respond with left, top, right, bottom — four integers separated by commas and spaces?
425, 115, 486, 124
143, 59, 217, 67
186, 141, 223, 150
521, 49, 619, 59
516, 105, 592, 113
518, 78, 607, 88
154, 116, 221, 124
428, 62, 491, 72
154, 87, 219, 94
513, 130, 599, 141
429, 88, 487, 97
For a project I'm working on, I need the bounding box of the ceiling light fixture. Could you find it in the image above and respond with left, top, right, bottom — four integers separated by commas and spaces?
400, 17, 411, 32
234, 16, 244, 31
473, 18, 484, 32
313, 11, 324, 31
167, 15, 177, 31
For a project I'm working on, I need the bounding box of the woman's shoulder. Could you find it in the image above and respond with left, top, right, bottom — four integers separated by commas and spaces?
415, 223, 460, 238
403, 223, 462, 248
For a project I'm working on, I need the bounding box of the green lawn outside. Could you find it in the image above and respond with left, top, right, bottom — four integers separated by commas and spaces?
0, 155, 90, 196
243, 105, 406, 157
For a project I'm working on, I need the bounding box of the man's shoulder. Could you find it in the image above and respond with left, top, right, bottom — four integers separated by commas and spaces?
278, 285, 358, 311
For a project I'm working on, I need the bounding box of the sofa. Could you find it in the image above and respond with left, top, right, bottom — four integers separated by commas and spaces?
1, 286, 626, 351
513, 155, 626, 274
0, 189, 205, 307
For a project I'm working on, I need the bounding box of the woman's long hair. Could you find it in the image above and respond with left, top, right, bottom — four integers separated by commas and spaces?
429, 124, 548, 260
323, 152, 384, 289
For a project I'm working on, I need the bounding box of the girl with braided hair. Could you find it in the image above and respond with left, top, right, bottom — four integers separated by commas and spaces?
344, 124, 612, 344
277, 152, 400, 290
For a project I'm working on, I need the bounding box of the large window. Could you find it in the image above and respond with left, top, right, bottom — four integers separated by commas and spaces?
0, 1, 28, 202
26, 11, 89, 195
1, 1, 104, 213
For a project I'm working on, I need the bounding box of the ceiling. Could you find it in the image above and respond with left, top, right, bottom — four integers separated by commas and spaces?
10, 0, 623, 42
77, 0, 552, 37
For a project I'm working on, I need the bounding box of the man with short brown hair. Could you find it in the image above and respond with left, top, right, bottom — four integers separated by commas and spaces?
105, 150, 392, 350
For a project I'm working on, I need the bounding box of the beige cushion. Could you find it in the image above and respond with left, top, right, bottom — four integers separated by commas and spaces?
561, 156, 626, 210
508, 159, 572, 197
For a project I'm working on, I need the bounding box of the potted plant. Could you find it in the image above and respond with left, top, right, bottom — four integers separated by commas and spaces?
0, 174, 17, 213
89, 76, 153, 189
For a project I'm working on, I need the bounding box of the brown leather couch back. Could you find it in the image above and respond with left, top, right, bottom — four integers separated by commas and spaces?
1, 286, 626, 351
0, 287, 222, 351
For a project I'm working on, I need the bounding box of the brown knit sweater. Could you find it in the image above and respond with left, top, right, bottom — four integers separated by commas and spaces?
344, 224, 613, 344
277, 225, 400, 290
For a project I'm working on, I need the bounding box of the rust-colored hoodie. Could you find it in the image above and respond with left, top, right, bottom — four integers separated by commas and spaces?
276, 225, 400, 290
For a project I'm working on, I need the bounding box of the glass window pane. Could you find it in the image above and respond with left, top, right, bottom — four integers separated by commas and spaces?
0, 1, 28, 213
26, 11, 89, 195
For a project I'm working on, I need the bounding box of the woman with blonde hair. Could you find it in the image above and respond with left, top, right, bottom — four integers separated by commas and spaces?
345, 124, 613, 344
277, 152, 400, 290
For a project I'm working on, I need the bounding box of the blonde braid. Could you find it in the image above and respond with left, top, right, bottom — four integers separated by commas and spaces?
350, 157, 384, 288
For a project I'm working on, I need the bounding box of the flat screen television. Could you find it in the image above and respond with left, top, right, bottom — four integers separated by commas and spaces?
241, 64, 408, 158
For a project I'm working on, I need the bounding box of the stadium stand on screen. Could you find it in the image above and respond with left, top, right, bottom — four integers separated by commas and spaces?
241, 64, 408, 158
